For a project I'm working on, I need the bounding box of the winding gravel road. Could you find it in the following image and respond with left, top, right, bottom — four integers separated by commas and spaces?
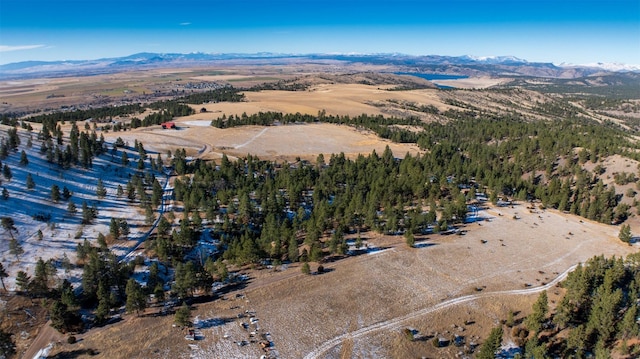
303, 264, 578, 359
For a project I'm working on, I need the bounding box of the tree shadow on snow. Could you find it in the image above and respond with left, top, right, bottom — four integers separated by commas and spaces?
47, 349, 100, 358
194, 316, 235, 328
413, 242, 437, 249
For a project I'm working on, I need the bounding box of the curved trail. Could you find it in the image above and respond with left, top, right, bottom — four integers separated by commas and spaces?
234, 127, 268, 149
303, 264, 578, 359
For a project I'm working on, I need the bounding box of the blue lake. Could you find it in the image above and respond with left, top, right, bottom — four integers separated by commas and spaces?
395, 72, 469, 80
395, 72, 468, 89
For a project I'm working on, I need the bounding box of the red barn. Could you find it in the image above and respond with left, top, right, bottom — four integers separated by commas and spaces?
161, 122, 176, 129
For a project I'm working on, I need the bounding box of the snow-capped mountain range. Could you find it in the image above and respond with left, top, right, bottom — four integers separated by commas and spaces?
0, 52, 638, 80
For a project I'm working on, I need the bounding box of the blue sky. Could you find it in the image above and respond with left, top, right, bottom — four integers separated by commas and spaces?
0, 0, 638, 65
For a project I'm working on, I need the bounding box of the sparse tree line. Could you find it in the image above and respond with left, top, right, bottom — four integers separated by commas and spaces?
14, 103, 145, 125
32, 121, 107, 169
505, 73, 640, 99
14, 86, 245, 135
246, 78, 310, 92
210, 110, 423, 143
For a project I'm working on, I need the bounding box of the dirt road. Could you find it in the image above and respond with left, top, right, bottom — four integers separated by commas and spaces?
303, 264, 577, 359
21, 321, 61, 359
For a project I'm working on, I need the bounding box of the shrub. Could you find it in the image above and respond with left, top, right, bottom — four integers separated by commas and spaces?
301, 262, 310, 275
403, 328, 414, 341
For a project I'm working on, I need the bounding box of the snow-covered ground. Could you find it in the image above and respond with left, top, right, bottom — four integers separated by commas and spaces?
182, 120, 212, 127
0, 124, 168, 290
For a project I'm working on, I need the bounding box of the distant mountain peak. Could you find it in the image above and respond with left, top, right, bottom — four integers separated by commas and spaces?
557, 62, 640, 73
0, 52, 637, 80
462, 55, 529, 64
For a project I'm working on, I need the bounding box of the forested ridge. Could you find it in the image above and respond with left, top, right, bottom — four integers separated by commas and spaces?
210, 106, 637, 224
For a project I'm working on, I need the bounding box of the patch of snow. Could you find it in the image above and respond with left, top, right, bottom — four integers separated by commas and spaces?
183, 120, 212, 127
497, 341, 523, 358
0, 125, 168, 290
32, 342, 53, 359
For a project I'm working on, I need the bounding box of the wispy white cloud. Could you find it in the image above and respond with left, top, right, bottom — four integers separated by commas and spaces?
179, 22, 191, 26
0, 44, 46, 52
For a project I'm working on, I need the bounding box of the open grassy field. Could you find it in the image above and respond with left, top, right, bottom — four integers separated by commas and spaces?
46, 203, 636, 358
107, 121, 422, 163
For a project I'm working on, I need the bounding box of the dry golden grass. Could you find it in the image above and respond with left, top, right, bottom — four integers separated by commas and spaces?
104, 122, 423, 163
47, 204, 637, 358
248, 205, 635, 358
430, 77, 511, 89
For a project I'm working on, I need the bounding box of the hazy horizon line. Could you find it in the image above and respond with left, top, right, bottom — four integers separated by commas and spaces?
1, 50, 638, 68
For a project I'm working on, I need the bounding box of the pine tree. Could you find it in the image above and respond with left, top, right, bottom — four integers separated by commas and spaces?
26, 173, 35, 189
405, 231, 415, 248
127, 181, 136, 202
32, 258, 51, 294
60, 253, 72, 273
96, 178, 107, 198
586, 285, 622, 343
81, 201, 94, 224
173, 262, 197, 298
125, 278, 147, 316
477, 325, 503, 359
526, 291, 548, 334
67, 201, 77, 215
618, 224, 632, 245
0, 262, 7, 291
594, 340, 612, 359
95, 281, 111, 323
145, 205, 155, 225
153, 283, 165, 303
109, 218, 120, 239
62, 186, 71, 200
121, 152, 129, 166
174, 303, 191, 326
355, 235, 363, 250
1, 217, 16, 240
618, 303, 639, 340
15, 270, 30, 292
119, 219, 130, 238
2, 164, 11, 181
523, 337, 547, 359
151, 178, 163, 208
51, 184, 60, 202
97, 232, 107, 250
0, 142, 6, 159
9, 238, 23, 259
301, 262, 311, 275
19, 150, 28, 166
49, 300, 81, 333
157, 216, 170, 238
